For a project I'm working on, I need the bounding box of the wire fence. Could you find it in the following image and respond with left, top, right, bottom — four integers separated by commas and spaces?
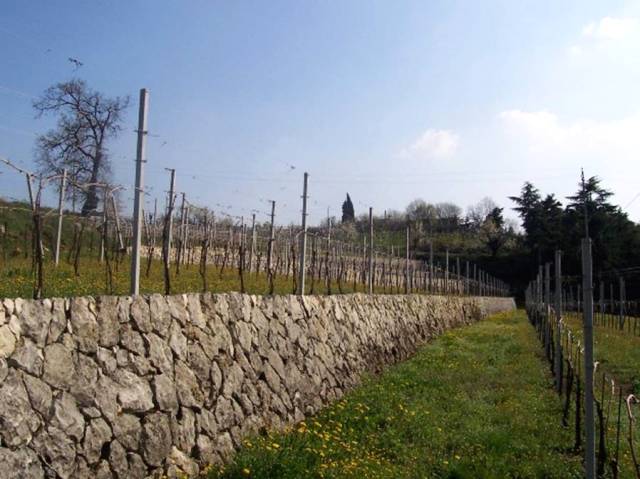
0, 154, 509, 300
526, 250, 640, 478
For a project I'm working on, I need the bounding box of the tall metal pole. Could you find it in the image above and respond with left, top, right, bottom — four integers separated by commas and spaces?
297, 172, 309, 295
130, 88, 148, 295
554, 250, 562, 393
267, 200, 275, 275
165, 168, 176, 266
100, 186, 107, 263
54, 168, 67, 266
368, 207, 374, 294
249, 213, 256, 273
582, 238, 596, 479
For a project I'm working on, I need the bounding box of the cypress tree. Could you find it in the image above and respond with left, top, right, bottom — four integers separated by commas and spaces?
341, 193, 355, 223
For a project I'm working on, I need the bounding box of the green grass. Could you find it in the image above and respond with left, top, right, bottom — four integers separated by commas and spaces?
205, 311, 581, 479
563, 311, 640, 392
0, 254, 396, 299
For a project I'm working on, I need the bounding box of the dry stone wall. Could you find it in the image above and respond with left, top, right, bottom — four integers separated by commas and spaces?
0, 293, 515, 478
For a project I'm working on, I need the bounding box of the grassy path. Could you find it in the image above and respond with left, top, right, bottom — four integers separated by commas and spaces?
207, 310, 582, 479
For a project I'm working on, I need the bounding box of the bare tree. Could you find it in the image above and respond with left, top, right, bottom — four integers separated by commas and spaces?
33, 79, 129, 215
467, 197, 498, 226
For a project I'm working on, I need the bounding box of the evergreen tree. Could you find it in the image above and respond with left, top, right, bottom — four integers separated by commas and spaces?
563, 176, 640, 272
341, 193, 355, 223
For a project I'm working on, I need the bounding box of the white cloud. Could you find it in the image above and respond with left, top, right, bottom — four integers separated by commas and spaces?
582, 16, 639, 41
499, 108, 640, 160
568, 15, 640, 60
401, 129, 459, 161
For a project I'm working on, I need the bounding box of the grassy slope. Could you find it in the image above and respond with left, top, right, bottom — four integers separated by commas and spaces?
206, 311, 581, 479
0, 255, 398, 299
563, 311, 640, 392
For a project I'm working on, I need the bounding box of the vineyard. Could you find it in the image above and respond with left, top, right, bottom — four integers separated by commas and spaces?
527, 250, 640, 478
0, 171, 507, 301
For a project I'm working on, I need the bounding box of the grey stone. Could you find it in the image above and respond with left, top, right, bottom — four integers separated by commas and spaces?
23, 373, 52, 417
210, 360, 223, 397
149, 294, 172, 337
263, 363, 281, 393
170, 407, 196, 452
168, 446, 199, 476
115, 348, 129, 367
9, 337, 43, 376
108, 439, 128, 478
82, 406, 102, 418
69, 297, 99, 353
0, 370, 40, 446
145, 332, 173, 374
222, 361, 244, 398
96, 347, 117, 374
42, 343, 75, 390
83, 417, 112, 464
0, 324, 16, 358
115, 369, 154, 413
168, 321, 187, 360
153, 373, 178, 411
8, 315, 22, 338
186, 293, 206, 328
214, 396, 235, 430
0, 446, 44, 479
94, 373, 119, 422
174, 359, 204, 407
31, 426, 76, 479
196, 408, 218, 437
196, 433, 217, 463
265, 349, 286, 380
95, 460, 114, 479
187, 342, 210, 387
96, 296, 120, 347
127, 452, 147, 477
130, 295, 152, 333
115, 296, 132, 323
17, 300, 51, 347
70, 353, 99, 406
233, 320, 253, 350
141, 412, 171, 466
47, 298, 67, 344
52, 392, 85, 441
74, 455, 92, 478
129, 352, 155, 376
120, 325, 145, 355
112, 413, 141, 451
166, 295, 188, 325
0, 358, 8, 383
209, 315, 234, 357
215, 431, 235, 460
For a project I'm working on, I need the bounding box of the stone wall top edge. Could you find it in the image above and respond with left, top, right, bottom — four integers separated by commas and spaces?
1, 291, 515, 306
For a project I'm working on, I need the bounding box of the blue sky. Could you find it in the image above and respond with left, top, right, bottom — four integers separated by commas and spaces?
2, 0, 640, 225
